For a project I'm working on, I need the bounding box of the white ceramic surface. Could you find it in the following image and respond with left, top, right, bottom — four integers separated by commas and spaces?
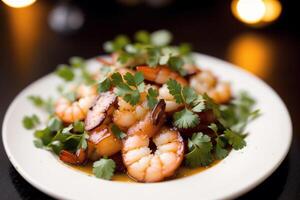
2, 54, 292, 200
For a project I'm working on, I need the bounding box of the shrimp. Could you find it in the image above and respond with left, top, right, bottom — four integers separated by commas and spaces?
158, 84, 184, 113
112, 84, 155, 131
55, 96, 96, 123
136, 66, 188, 85
190, 70, 231, 104
87, 124, 122, 160
59, 148, 87, 165
123, 127, 184, 182
55, 84, 98, 123
85, 91, 117, 130
122, 100, 184, 182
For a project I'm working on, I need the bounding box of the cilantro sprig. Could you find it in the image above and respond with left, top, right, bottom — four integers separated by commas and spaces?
98, 72, 145, 106
166, 79, 205, 129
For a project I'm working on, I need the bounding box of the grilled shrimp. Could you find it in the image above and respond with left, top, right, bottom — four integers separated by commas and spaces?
190, 70, 231, 104
87, 124, 122, 160
136, 66, 188, 85
159, 84, 183, 113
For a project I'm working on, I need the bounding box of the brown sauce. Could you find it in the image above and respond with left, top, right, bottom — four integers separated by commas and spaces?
69, 160, 220, 182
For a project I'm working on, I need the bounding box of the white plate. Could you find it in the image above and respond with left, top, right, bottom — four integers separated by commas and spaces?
2, 53, 292, 200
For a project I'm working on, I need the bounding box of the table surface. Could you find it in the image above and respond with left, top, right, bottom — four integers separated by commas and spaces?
1, 0, 300, 199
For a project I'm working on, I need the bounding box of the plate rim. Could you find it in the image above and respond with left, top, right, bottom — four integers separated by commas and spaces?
2, 53, 293, 200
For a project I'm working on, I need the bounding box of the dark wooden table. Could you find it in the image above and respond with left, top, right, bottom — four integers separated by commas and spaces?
1, 0, 300, 199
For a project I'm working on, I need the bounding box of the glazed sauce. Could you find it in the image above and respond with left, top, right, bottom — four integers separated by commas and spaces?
69, 160, 220, 182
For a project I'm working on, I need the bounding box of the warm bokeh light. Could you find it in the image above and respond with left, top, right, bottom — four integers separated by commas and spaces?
2, 0, 36, 8
231, 0, 282, 26
227, 33, 274, 78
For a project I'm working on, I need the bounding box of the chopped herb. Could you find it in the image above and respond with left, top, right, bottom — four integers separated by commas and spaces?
111, 124, 126, 139
47, 117, 62, 132
69, 56, 85, 68
93, 158, 116, 180
22, 114, 40, 130
98, 78, 111, 93
135, 30, 150, 44
55, 64, 74, 81
73, 121, 85, 133
147, 88, 159, 109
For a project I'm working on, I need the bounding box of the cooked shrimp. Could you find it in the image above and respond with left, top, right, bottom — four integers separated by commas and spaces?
112, 84, 156, 131
158, 84, 184, 113
59, 148, 86, 164
136, 66, 188, 85
190, 70, 231, 104
122, 100, 184, 182
85, 91, 117, 130
123, 127, 184, 182
55, 96, 96, 123
55, 84, 98, 123
87, 124, 122, 160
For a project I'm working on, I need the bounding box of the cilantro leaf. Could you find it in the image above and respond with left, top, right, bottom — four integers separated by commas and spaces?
191, 95, 205, 113
33, 139, 44, 148
182, 86, 197, 104
47, 117, 62, 132
173, 108, 199, 129
55, 64, 74, 81
166, 79, 184, 104
69, 56, 85, 68
93, 158, 116, 180
147, 88, 159, 109
215, 137, 229, 159
135, 30, 150, 44
208, 123, 218, 133
185, 133, 213, 167
179, 43, 192, 55
73, 121, 85, 133
77, 131, 89, 150
168, 56, 185, 76
28, 95, 44, 107
147, 47, 160, 67
111, 124, 126, 139
224, 129, 246, 150
220, 92, 260, 132
22, 114, 40, 130
98, 78, 111, 93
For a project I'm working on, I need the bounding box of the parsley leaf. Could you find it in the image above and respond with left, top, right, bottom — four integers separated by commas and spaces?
93, 158, 116, 180
224, 129, 246, 150
22, 114, 40, 130
69, 56, 85, 68
173, 108, 199, 128
185, 133, 213, 167
55, 64, 74, 81
111, 124, 126, 139
147, 47, 160, 67
73, 121, 85, 133
147, 88, 159, 109
166, 79, 184, 104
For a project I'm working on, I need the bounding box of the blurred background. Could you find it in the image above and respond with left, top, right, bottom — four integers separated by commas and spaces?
0, 0, 300, 199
